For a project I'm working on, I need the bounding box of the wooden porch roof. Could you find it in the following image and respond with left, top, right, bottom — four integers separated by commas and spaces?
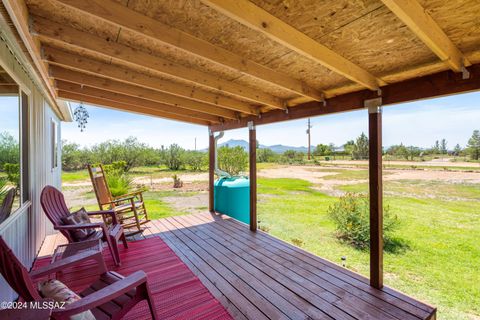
39, 212, 437, 320
1, 0, 479, 127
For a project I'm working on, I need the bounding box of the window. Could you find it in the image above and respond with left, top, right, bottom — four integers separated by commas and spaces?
51, 119, 58, 170
0, 65, 28, 223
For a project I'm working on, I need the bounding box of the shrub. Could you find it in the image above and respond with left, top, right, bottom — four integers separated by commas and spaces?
3, 163, 20, 189
185, 151, 206, 171
328, 193, 399, 250
106, 172, 132, 197
0, 177, 8, 204
218, 146, 247, 175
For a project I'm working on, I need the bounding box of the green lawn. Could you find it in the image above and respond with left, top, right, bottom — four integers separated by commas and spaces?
257, 178, 480, 320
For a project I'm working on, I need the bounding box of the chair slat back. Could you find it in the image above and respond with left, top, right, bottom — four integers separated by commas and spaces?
40, 185, 75, 242
88, 165, 113, 208
0, 188, 16, 224
0, 236, 40, 301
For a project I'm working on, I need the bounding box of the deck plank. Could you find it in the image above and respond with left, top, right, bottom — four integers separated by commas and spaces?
37, 213, 436, 320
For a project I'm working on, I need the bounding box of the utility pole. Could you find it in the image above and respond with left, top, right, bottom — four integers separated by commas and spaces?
194, 137, 197, 151
307, 118, 312, 160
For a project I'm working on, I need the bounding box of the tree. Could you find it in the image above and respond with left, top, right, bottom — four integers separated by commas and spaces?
257, 148, 277, 163
440, 139, 448, 154
0, 132, 19, 169
453, 144, 462, 156
218, 146, 247, 175
432, 140, 440, 154
313, 144, 332, 157
352, 133, 369, 160
164, 144, 185, 170
467, 130, 480, 160
184, 150, 206, 171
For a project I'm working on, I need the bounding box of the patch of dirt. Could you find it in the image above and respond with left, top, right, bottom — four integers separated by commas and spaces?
145, 181, 208, 192
320, 159, 480, 168
163, 191, 209, 215
63, 187, 97, 209
133, 173, 208, 186
385, 170, 480, 183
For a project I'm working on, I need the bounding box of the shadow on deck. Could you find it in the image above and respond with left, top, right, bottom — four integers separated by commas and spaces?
39, 212, 436, 320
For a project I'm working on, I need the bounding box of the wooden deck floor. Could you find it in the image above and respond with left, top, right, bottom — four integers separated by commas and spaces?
39, 212, 436, 320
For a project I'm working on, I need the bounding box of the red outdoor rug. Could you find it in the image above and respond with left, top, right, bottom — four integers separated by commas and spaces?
33, 237, 233, 320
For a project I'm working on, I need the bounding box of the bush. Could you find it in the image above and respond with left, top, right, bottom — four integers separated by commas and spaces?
218, 146, 247, 175
328, 193, 400, 250
280, 150, 305, 164
185, 151, 206, 171
0, 177, 8, 204
3, 163, 20, 189
106, 172, 132, 197
257, 148, 278, 163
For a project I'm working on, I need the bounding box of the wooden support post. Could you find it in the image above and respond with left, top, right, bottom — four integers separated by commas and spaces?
249, 122, 257, 231
368, 102, 383, 289
209, 129, 215, 213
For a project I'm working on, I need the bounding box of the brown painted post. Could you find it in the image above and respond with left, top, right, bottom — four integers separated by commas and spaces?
368, 104, 383, 289
208, 128, 215, 213
248, 121, 257, 231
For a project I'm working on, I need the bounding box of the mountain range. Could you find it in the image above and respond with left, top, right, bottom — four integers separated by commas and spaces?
215, 139, 308, 154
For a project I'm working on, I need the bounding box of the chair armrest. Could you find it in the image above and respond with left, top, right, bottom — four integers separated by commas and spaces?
86, 210, 118, 224
109, 195, 135, 203
54, 223, 104, 230
54, 271, 148, 317
30, 250, 102, 279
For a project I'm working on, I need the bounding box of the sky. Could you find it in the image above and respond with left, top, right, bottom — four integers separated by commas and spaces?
57, 91, 480, 150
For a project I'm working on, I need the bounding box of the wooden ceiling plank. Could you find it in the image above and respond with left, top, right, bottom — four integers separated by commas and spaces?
55, 80, 222, 123
201, 0, 386, 91
42, 46, 258, 115
58, 90, 210, 126
49, 66, 239, 120
31, 15, 285, 110
55, 0, 324, 101
2, 0, 62, 115
380, 0, 470, 72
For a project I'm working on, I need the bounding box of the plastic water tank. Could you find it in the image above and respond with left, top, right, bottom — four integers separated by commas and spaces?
214, 176, 250, 224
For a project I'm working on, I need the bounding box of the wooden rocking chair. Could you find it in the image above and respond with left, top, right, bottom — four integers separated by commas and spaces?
0, 236, 158, 320
0, 187, 16, 224
87, 164, 149, 236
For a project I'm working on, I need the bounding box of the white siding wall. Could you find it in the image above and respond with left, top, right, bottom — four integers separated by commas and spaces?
0, 34, 63, 302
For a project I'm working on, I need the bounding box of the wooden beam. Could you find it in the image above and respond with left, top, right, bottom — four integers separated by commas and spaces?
55, 0, 324, 101
55, 81, 222, 123
2, 0, 62, 116
210, 63, 480, 132
381, 0, 470, 72
368, 105, 383, 289
209, 130, 215, 213
50, 66, 239, 120
201, 0, 385, 91
248, 122, 257, 231
58, 90, 210, 126
43, 47, 258, 115
0, 84, 19, 94
31, 15, 285, 110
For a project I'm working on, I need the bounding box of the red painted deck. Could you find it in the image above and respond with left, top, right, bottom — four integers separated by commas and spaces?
33, 236, 232, 320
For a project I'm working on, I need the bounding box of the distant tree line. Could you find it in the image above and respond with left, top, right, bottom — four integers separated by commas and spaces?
59, 129, 480, 172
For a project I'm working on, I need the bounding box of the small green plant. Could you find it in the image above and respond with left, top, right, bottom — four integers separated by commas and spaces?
328, 193, 400, 251
172, 174, 183, 188
105, 167, 132, 197
258, 224, 270, 233
291, 238, 304, 247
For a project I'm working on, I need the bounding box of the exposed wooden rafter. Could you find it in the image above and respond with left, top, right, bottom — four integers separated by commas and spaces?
31, 15, 286, 110
201, 0, 386, 91
55, 0, 324, 102
55, 80, 222, 123
42, 47, 258, 115
58, 90, 210, 126
381, 0, 471, 73
2, 0, 61, 115
49, 66, 239, 120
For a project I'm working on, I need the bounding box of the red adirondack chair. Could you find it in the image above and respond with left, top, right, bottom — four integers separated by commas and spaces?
41, 185, 127, 266
0, 236, 158, 319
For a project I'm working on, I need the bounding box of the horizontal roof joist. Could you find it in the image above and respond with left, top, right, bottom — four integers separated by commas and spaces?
210, 63, 480, 132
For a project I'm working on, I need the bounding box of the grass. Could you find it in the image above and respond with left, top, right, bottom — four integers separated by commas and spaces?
257, 177, 480, 320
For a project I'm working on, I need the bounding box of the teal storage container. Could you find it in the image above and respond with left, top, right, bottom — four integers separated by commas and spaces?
214, 177, 250, 224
